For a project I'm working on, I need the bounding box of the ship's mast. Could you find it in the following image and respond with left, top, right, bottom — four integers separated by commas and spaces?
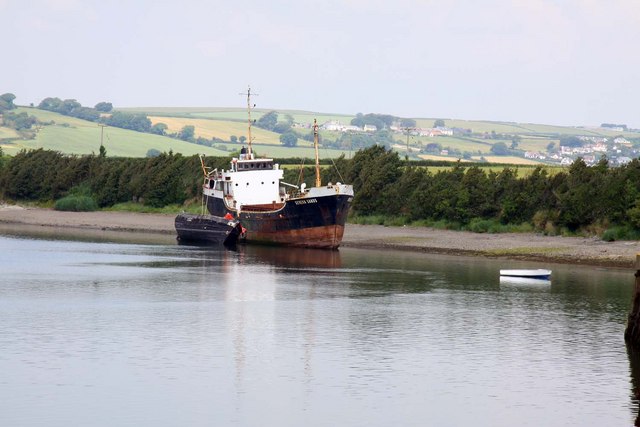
243, 86, 255, 158
313, 118, 321, 187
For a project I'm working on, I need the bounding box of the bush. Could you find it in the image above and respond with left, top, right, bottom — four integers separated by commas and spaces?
54, 195, 98, 211
467, 218, 494, 233
602, 226, 640, 242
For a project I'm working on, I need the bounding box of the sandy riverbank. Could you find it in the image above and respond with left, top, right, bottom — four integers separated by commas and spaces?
1, 204, 638, 268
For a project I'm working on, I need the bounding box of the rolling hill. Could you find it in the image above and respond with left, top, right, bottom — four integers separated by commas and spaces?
1, 106, 637, 164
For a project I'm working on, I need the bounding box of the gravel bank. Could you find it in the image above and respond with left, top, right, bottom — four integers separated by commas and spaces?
1, 205, 638, 268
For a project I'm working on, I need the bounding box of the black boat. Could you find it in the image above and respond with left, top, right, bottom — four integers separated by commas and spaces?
174, 213, 242, 246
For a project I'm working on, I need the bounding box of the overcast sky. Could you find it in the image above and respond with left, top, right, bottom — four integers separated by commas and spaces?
2, 0, 639, 127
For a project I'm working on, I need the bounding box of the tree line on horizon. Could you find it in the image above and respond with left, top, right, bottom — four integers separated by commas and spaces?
2, 146, 640, 240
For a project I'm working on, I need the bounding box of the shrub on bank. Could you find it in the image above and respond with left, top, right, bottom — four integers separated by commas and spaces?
53, 182, 98, 211
602, 226, 640, 242
54, 195, 98, 211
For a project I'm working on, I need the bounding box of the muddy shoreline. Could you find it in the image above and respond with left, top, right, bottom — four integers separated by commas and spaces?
1, 205, 638, 269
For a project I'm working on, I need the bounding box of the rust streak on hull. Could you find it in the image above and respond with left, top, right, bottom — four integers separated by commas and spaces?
243, 225, 345, 249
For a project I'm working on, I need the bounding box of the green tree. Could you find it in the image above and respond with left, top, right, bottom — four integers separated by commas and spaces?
280, 132, 298, 147
230, 135, 238, 144
433, 119, 446, 128
510, 135, 521, 149
559, 135, 583, 148
60, 99, 81, 115
424, 142, 442, 153
239, 135, 247, 144
105, 111, 151, 132
347, 145, 402, 214
94, 102, 113, 112
2, 112, 37, 130
146, 148, 161, 157
400, 118, 417, 127
256, 111, 278, 130
350, 113, 389, 130
150, 123, 168, 135
0, 93, 16, 112
273, 122, 292, 134
555, 158, 609, 230
178, 125, 195, 142
490, 142, 509, 155
38, 97, 63, 111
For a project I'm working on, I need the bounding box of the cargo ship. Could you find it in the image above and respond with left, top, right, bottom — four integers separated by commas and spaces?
199, 88, 353, 249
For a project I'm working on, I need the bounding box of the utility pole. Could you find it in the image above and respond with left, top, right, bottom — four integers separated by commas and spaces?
99, 124, 105, 147
98, 124, 107, 157
405, 127, 415, 155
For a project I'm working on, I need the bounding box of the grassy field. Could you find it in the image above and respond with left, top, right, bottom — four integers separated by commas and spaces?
251, 144, 349, 159
415, 118, 638, 138
0, 127, 20, 139
124, 107, 354, 127
148, 116, 287, 145
5, 108, 228, 157
473, 155, 541, 165
418, 154, 473, 162
518, 136, 559, 152
392, 134, 492, 154
421, 164, 564, 177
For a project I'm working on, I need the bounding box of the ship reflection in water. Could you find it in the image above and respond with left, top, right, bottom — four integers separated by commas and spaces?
241, 245, 343, 269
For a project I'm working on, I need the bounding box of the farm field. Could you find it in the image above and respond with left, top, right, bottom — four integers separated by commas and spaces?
4, 108, 228, 157
0, 127, 19, 139
394, 135, 490, 153
250, 143, 348, 159
418, 154, 473, 162
518, 136, 559, 152
1, 108, 350, 159
148, 116, 288, 146
423, 164, 564, 177
473, 155, 541, 165
414, 118, 637, 138
124, 107, 354, 127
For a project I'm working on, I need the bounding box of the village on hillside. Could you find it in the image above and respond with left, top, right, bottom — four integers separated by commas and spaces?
305, 118, 640, 166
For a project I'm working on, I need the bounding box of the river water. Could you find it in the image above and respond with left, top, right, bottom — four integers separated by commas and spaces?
0, 228, 638, 426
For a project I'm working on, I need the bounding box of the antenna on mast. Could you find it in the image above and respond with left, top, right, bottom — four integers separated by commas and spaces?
240, 86, 258, 158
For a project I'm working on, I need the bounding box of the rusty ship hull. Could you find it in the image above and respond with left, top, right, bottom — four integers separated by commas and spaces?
206, 193, 352, 249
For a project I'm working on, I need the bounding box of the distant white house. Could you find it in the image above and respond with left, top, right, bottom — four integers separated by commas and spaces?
322, 120, 343, 131
363, 124, 377, 132
560, 146, 573, 155
525, 151, 546, 160
614, 137, 631, 145
561, 157, 573, 166
435, 127, 454, 136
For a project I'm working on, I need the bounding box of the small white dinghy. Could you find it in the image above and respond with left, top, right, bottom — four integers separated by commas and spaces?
499, 269, 552, 280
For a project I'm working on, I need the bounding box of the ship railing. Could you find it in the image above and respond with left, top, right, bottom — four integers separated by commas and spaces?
240, 202, 286, 212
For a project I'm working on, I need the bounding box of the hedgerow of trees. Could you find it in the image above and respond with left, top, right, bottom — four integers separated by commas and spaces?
3, 146, 640, 238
